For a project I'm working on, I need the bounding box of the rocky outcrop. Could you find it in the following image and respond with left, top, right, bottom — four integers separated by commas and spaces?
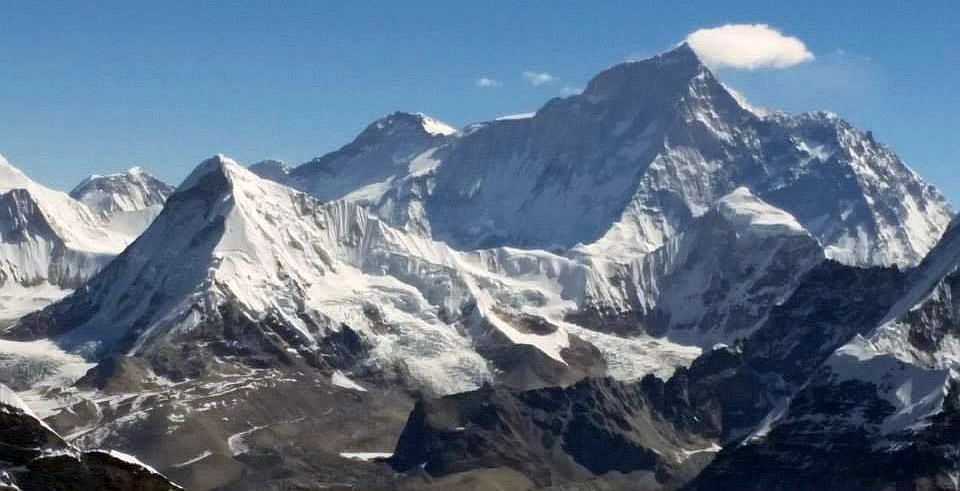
0, 383, 179, 490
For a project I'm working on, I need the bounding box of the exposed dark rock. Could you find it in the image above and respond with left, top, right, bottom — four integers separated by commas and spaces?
390, 376, 722, 489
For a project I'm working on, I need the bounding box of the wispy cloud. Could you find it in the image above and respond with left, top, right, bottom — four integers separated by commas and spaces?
560, 86, 581, 96
475, 77, 503, 88
522, 70, 557, 87
686, 24, 814, 70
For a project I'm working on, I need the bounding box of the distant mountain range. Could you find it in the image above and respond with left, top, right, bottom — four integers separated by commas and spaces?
0, 44, 957, 490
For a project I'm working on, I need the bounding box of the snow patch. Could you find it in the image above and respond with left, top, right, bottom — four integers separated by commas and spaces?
172, 450, 213, 468
827, 336, 952, 434
339, 451, 393, 461
227, 424, 267, 456
715, 188, 806, 238
417, 113, 457, 136
331, 371, 367, 392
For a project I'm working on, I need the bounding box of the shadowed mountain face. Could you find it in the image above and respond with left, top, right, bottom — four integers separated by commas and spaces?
685, 219, 960, 490
389, 376, 721, 490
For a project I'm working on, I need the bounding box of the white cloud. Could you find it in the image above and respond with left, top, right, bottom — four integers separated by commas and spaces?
522, 70, 557, 86
560, 86, 581, 96
475, 77, 502, 88
686, 24, 814, 70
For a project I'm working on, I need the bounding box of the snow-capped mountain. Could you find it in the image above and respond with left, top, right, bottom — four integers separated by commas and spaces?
12, 156, 621, 393
253, 112, 456, 204
0, 155, 148, 322
273, 44, 949, 268
423, 44, 952, 266
70, 166, 174, 236
11, 154, 841, 398
1, 43, 956, 491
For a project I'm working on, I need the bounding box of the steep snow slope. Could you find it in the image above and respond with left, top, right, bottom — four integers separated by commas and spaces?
70, 166, 174, 236
415, 44, 951, 267
0, 155, 145, 320
570, 188, 824, 347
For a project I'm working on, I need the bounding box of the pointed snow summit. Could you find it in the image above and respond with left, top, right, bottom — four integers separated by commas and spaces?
0, 154, 123, 256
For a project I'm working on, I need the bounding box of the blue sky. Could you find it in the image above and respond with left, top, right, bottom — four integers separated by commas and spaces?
0, 1, 957, 204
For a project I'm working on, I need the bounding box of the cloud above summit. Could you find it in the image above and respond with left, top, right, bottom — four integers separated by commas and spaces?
686, 24, 815, 70
522, 71, 557, 86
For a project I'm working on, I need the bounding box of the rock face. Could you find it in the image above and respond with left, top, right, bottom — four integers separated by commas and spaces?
0, 382, 179, 490
389, 377, 718, 490
685, 221, 960, 490
389, 345, 778, 489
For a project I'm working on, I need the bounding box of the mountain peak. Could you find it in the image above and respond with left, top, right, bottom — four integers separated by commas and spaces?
661, 42, 701, 64
72, 165, 163, 190
366, 111, 456, 137
582, 43, 707, 102
177, 154, 243, 193
0, 153, 36, 192
69, 165, 175, 224
415, 112, 458, 136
